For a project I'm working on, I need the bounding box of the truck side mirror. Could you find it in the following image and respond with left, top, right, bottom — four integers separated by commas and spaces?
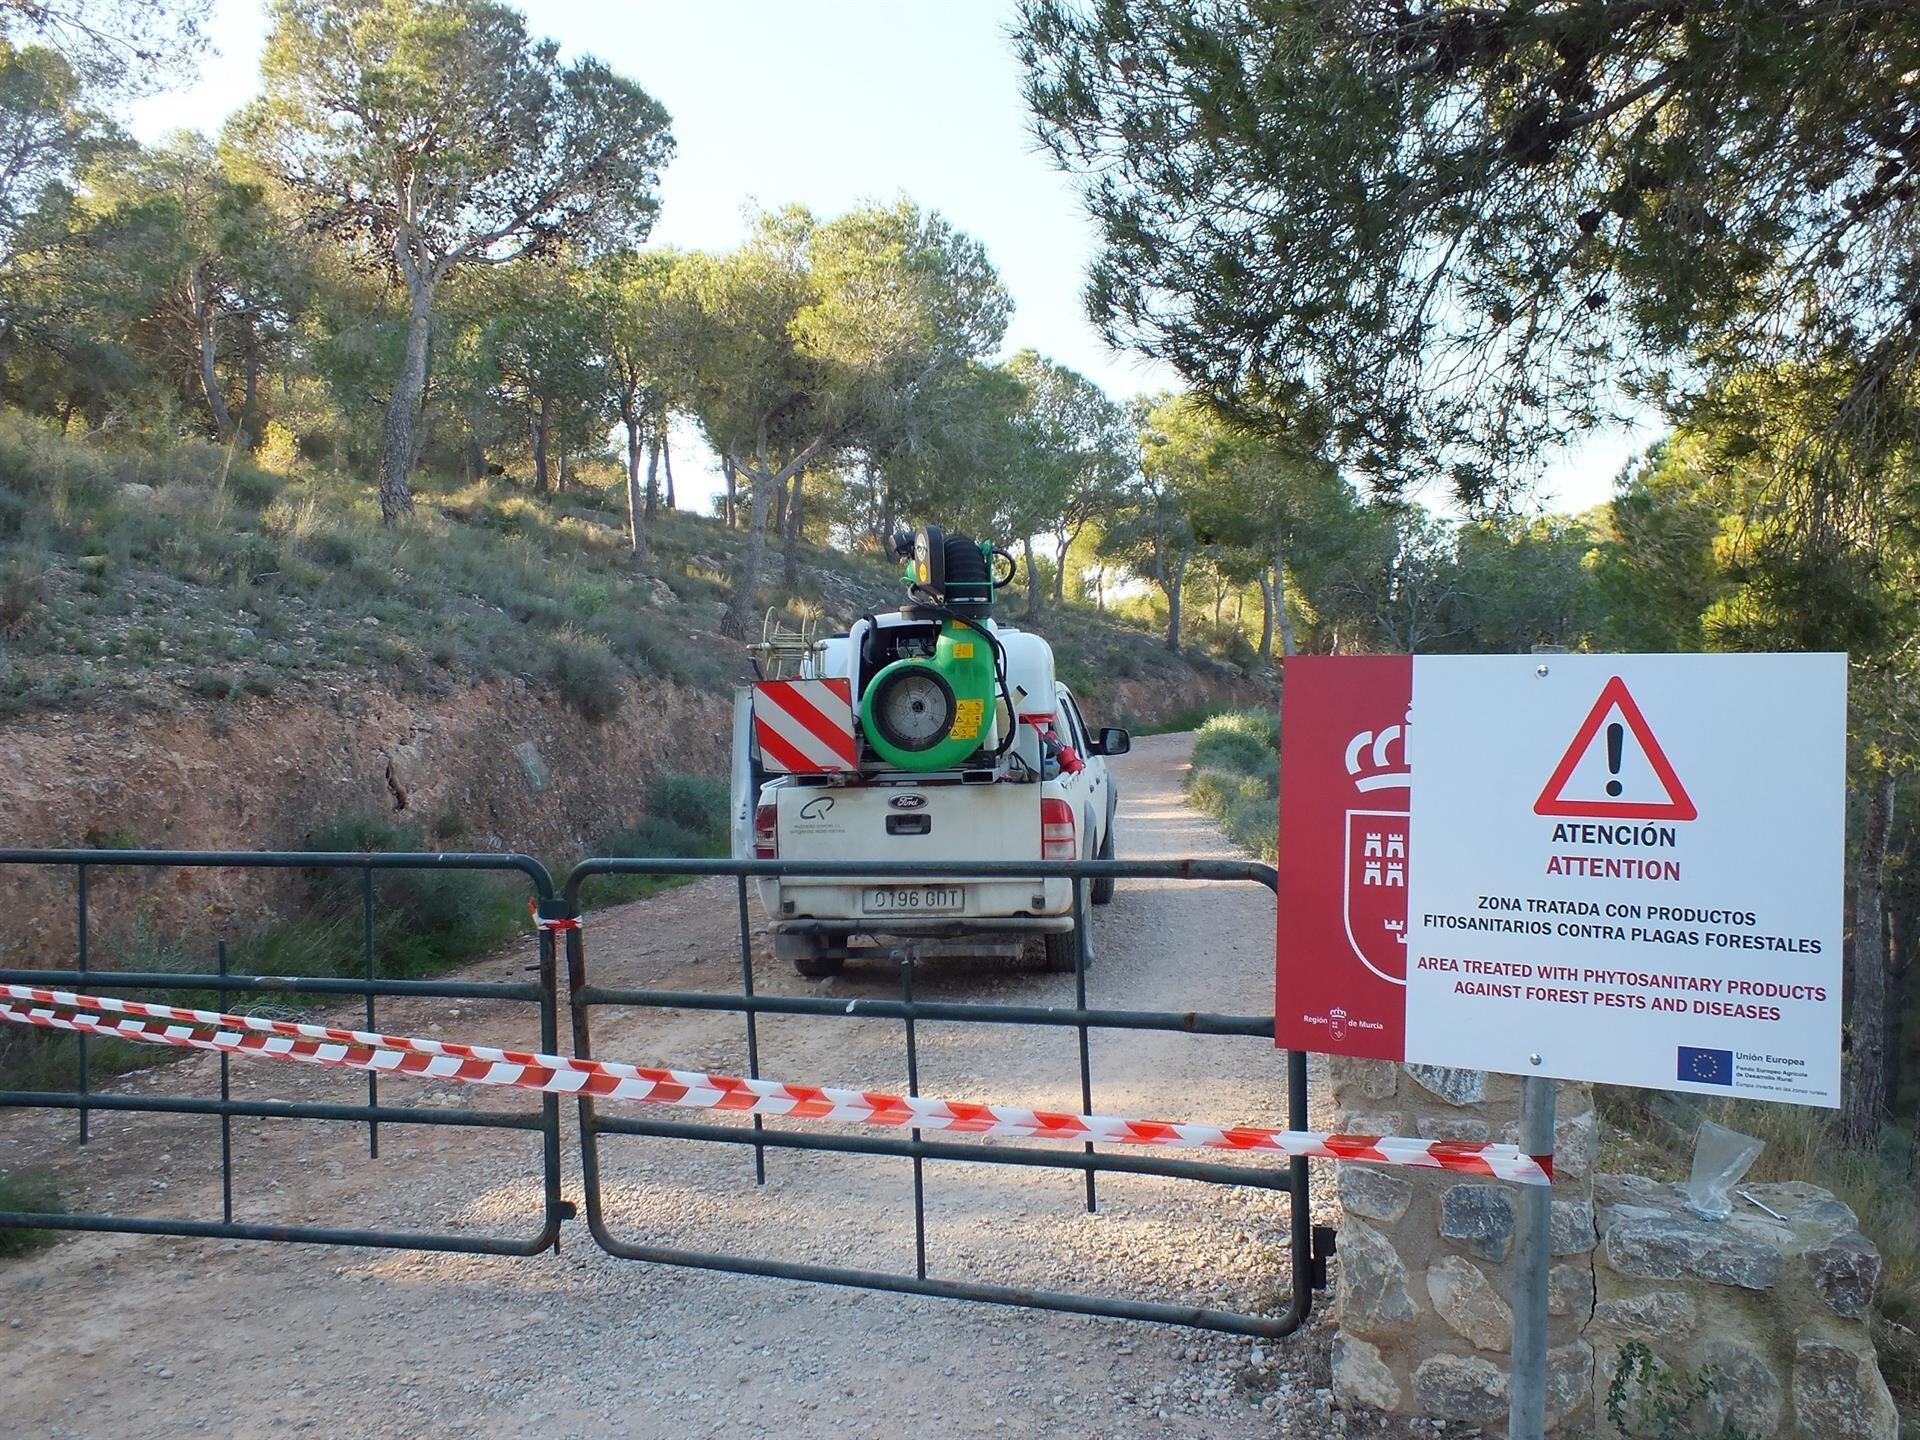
1095, 727, 1131, 757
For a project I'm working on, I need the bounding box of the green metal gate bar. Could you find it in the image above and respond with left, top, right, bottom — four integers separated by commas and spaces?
0, 849, 570, 1256
561, 855, 1329, 1337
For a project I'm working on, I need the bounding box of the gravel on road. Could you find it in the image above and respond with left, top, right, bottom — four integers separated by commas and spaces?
1, 731, 1449, 1439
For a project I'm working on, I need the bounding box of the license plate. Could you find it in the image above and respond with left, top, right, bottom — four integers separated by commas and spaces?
863, 887, 964, 914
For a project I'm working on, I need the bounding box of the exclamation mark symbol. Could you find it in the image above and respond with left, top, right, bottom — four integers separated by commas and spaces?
1605, 722, 1624, 797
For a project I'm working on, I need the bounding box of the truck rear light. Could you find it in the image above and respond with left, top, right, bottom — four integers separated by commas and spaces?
753, 802, 779, 860
1041, 798, 1076, 861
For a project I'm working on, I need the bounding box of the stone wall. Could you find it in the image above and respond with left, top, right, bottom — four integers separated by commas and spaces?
1329, 1057, 1896, 1438
1329, 1056, 1601, 1433
1590, 1174, 1896, 1439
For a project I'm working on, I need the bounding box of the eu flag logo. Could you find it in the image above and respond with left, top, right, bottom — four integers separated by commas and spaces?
1677, 1046, 1734, 1086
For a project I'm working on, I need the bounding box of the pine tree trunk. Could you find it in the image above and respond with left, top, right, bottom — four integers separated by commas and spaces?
378, 280, 433, 525
1843, 771, 1897, 1149
1257, 572, 1274, 660
1163, 562, 1184, 653
1023, 535, 1041, 622
196, 304, 234, 440
624, 413, 647, 562
532, 399, 551, 494
240, 327, 259, 439
1275, 552, 1297, 657
1053, 536, 1069, 602
722, 454, 737, 528
662, 436, 676, 509
782, 467, 803, 591
723, 456, 777, 639
644, 432, 660, 525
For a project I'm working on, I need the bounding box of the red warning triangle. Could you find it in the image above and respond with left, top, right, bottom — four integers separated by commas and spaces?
1534, 676, 1697, 821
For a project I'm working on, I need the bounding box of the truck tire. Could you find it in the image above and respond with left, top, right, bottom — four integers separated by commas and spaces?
794, 950, 845, 980
779, 931, 845, 980
1090, 822, 1117, 905
1042, 926, 1082, 973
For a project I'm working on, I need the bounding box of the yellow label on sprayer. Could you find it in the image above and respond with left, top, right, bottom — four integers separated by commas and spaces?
952, 642, 975, 659
949, 699, 985, 741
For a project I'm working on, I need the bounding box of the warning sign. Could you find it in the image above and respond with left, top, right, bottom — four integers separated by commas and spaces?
1276, 653, 1846, 1106
1534, 675, 1696, 820
1406, 653, 1845, 1105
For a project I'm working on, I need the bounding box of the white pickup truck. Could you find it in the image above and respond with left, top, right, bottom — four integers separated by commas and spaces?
730, 527, 1131, 978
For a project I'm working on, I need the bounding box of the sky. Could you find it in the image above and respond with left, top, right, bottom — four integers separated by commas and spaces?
127, 0, 1657, 516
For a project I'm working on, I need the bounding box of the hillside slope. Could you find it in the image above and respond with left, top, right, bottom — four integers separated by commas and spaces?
0, 417, 1263, 729
0, 420, 1271, 954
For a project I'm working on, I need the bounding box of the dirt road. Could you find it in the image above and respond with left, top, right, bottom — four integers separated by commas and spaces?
1, 732, 1364, 1440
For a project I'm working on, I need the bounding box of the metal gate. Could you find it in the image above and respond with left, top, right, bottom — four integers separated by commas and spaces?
0, 848, 569, 1256
561, 855, 1325, 1338
0, 848, 1325, 1336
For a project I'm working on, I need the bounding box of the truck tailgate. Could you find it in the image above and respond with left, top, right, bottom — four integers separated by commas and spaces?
777, 781, 1041, 863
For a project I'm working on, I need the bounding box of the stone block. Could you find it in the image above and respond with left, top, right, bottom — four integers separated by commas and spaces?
1440, 1183, 1515, 1262
1329, 1055, 1399, 1101
1791, 1339, 1898, 1440
1331, 1333, 1400, 1411
1701, 1339, 1783, 1437
1501, 1105, 1600, 1180
1417, 1114, 1491, 1143
1338, 1218, 1420, 1338
512, 740, 548, 789
1743, 1180, 1858, 1230
1428, 1255, 1512, 1351
1602, 1207, 1781, 1290
1411, 1353, 1507, 1426
1589, 1289, 1697, 1342
1406, 1064, 1486, 1107
1335, 1110, 1405, 1137
1337, 1163, 1413, 1225
1551, 1198, 1597, 1257
1805, 1231, 1881, 1319
1555, 1105, 1598, 1180
1547, 1261, 1592, 1319
1546, 1340, 1595, 1428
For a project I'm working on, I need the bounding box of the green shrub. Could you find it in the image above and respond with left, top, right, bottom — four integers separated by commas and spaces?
0, 1170, 63, 1258
647, 772, 729, 841
265, 815, 530, 980
0, 555, 48, 636
593, 772, 731, 903
1605, 1341, 1752, 1439
542, 631, 625, 721
256, 421, 300, 476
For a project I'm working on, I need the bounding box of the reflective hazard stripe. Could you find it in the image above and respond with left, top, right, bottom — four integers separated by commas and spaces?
753, 679, 857, 772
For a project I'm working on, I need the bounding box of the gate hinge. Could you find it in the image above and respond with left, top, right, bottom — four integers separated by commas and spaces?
1310, 1224, 1338, 1291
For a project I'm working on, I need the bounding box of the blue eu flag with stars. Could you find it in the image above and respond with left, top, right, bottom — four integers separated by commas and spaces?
1677, 1046, 1734, 1086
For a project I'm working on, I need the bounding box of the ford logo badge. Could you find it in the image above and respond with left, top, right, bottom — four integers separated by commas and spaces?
888, 794, 928, 811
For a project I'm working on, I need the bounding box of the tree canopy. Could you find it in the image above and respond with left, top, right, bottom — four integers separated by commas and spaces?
237, 0, 672, 521
1018, 0, 1920, 505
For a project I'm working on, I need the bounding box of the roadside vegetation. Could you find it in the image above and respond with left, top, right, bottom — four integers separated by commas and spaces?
1184, 710, 1280, 863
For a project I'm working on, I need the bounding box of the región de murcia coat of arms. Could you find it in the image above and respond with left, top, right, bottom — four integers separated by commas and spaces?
1342, 720, 1410, 987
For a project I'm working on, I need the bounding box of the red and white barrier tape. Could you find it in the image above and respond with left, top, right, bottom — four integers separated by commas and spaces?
0, 985, 1551, 1185
528, 899, 581, 932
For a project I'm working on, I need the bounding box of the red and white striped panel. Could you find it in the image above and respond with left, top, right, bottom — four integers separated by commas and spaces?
753, 678, 858, 773
0, 984, 1553, 1185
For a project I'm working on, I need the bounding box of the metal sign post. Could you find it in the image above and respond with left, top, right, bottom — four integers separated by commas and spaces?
1507, 1072, 1557, 1439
